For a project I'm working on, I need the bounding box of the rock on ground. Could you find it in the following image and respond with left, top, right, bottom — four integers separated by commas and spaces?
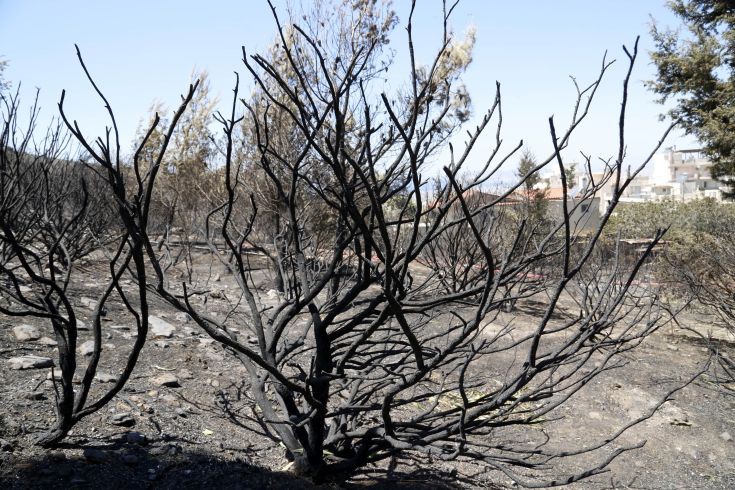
83, 448, 110, 464
78, 340, 95, 356
109, 412, 135, 427
95, 372, 117, 383
149, 316, 175, 338
13, 324, 41, 341
80, 297, 97, 309
152, 373, 180, 388
36, 336, 58, 346
174, 312, 191, 323
8, 355, 54, 370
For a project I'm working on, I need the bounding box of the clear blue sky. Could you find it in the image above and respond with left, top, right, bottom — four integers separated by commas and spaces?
0, 1, 695, 181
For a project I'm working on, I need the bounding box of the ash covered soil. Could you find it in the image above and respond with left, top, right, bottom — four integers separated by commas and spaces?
0, 258, 733, 489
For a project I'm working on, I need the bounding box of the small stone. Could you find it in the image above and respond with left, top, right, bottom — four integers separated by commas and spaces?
721, 431, 732, 442
211, 379, 220, 388
199, 338, 214, 346
110, 325, 130, 331
125, 432, 147, 445
685, 448, 698, 459
49, 452, 67, 462
174, 312, 191, 323
78, 340, 96, 357
178, 369, 194, 380
77, 320, 90, 331
121, 453, 140, 465
146, 390, 159, 398
154, 341, 170, 349
8, 355, 54, 370
13, 324, 41, 341
0, 438, 14, 452
25, 391, 47, 401
36, 336, 58, 347
83, 448, 110, 463
213, 273, 221, 282
153, 373, 180, 388
161, 394, 179, 405
588, 411, 602, 420
95, 372, 117, 383
110, 412, 135, 427
149, 316, 175, 338
666, 344, 679, 351
175, 408, 188, 418
80, 297, 96, 309
103, 343, 115, 350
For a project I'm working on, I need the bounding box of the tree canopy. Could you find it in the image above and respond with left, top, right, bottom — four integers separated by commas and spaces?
649, 0, 735, 196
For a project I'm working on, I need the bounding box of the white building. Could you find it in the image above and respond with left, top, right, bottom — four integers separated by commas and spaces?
647, 148, 725, 201
587, 149, 729, 214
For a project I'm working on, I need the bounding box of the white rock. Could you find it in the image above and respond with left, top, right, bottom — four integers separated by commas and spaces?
8, 355, 54, 370
78, 340, 96, 356
721, 431, 732, 442
95, 372, 117, 383
36, 336, 58, 347
13, 324, 41, 341
80, 297, 97, 309
152, 373, 180, 388
149, 316, 175, 338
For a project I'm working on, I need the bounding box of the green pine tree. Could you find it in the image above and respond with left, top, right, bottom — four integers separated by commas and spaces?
648, 0, 735, 196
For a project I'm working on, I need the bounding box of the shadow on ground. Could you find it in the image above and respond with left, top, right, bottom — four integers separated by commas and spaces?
0, 438, 478, 489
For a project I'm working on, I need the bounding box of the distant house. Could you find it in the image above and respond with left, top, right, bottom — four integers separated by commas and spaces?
596, 149, 729, 212
538, 149, 730, 218
529, 162, 602, 233
544, 194, 601, 233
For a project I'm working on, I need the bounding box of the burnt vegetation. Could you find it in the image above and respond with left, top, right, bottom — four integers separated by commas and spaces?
0, 0, 725, 487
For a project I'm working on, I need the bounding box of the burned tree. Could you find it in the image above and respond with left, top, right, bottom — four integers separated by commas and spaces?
130, 1, 691, 484
0, 51, 198, 445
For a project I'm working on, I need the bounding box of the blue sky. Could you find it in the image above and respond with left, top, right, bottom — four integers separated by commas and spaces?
0, 1, 695, 182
